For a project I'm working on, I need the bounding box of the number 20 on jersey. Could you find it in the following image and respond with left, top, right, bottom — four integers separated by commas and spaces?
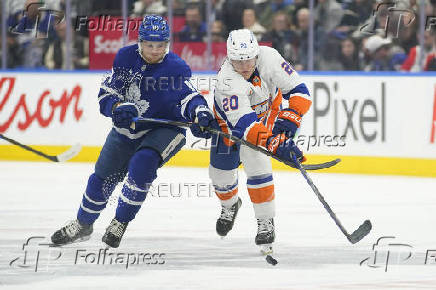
223, 95, 238, 111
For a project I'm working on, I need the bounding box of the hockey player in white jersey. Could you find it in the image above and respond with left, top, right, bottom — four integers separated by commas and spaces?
210, 29, 312, 252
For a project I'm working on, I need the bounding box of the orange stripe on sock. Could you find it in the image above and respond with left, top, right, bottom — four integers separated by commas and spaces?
247, 185, 275, 203
216, 187, 238, 201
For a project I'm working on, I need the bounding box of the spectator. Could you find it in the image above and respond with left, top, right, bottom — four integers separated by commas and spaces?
221, 0, 253, 33
339, 37, 361, 70
90, 0, 122, 16
177, 4, 207, 42
364, 35, 406, 71
289, 0, 308, 28
294, 8, 322, 70
315, 0, 344, 33
44, 21, 68, 69
261, 12, 298, 63
254, 0, 269, 18
318, 36, 342, 70
200, 0, 224, 24
320, 10, 360, 70
131, 0, 167, 17
2, 34, 23, 68
344, 0, 373, 25
73, 35, 89, 69
3, 0, 26, 68
424, 30, 436, 71
172, 0, 188, 16
9, 0, 51, 68
402, 30, 434, 72
333, 10, 360, 38
242, 8, 266, 41
211, 20, 226, 42
258, 0, 294, 29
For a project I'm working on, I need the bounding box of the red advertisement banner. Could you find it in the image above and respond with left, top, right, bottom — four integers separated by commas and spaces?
88, 16, 270, 71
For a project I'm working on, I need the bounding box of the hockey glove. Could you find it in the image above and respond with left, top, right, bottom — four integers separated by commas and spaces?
272, 108, 302, 138
266, 133, 305, 166
190, 105, 218, 139
112, 102, 139, 129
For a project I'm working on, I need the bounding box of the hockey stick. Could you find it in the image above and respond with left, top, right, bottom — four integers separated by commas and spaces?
133, 117, 341, 171
291, 154, 372, 244
0, 134, 82, 162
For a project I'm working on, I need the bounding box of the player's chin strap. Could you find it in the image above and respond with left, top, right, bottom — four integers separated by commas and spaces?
132, 117, 340, 171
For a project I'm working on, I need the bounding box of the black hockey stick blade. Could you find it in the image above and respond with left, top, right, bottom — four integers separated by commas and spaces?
347, 220, 372, 244
300, 158, 341, 170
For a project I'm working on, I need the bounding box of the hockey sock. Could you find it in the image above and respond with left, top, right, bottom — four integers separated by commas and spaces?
115, 148, 160, 223
77, 173, 117, 225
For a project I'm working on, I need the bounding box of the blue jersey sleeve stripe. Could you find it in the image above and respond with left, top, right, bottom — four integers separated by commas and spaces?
233, 112, 258, 139
283, 83, 310, 100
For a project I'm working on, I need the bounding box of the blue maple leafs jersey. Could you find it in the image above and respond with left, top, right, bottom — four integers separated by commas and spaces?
98, 44, 207, 140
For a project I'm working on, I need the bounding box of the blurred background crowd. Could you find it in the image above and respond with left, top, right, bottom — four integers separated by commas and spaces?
1, 0, 436, 71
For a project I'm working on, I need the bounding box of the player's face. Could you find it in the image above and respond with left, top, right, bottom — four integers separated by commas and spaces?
231, 58, 256, 80
140, 41, 168, 64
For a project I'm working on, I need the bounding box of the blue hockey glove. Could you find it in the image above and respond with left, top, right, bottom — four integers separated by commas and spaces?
266, 134, 305, 166
190, 105, 218, 139
112, 102, 139, 129
272, 109, 301, 138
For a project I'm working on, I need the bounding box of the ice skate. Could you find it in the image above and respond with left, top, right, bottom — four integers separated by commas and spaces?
51, 219, 93, 245
255, 218, 275, 246
102, 218, 128, 248
216, 197, 242, 237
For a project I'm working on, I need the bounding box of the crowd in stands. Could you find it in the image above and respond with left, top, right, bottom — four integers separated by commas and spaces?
1, 0, 436, 71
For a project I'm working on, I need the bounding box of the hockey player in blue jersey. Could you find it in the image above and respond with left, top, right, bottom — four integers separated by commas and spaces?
51, 15, 216, 248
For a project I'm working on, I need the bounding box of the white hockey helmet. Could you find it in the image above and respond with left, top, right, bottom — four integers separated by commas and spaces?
226, 29, 260, 60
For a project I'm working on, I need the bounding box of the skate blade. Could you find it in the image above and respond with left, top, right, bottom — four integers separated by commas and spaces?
259, 244, 273, 255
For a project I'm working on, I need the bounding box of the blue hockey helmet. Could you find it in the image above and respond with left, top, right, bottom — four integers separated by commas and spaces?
138, 15, 170, 42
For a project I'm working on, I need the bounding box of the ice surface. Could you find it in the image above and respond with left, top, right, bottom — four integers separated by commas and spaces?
1, 162, 436, 289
